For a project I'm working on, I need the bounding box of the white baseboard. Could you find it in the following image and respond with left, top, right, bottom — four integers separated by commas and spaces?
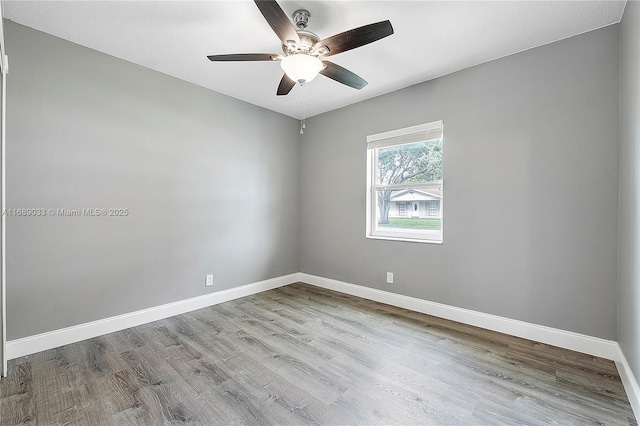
299, 273, 620, 361
5, 271, 624, 363
616, 345, 640, 421
6, 273, 299, 360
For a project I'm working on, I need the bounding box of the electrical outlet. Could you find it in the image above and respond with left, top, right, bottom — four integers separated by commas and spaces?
386, 272, 394, 284
205, 274, 214, 287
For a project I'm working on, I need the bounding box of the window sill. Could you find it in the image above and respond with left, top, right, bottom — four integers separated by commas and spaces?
366, 234, 443, 245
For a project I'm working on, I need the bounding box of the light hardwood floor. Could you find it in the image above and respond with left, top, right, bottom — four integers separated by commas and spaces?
0, 282, 636, 425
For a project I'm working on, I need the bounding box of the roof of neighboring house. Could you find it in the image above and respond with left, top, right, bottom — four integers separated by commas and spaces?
390, 188, 442, 202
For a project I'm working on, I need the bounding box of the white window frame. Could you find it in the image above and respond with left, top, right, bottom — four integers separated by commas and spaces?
366, 120, 443, 244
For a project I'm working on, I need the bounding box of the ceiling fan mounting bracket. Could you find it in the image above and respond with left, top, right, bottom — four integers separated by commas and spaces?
293, 9, 311, 30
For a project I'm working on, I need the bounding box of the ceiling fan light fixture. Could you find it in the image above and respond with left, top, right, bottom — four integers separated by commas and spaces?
280, 54, 323, 85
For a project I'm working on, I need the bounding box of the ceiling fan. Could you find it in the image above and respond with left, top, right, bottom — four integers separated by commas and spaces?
207, 0, 394, 96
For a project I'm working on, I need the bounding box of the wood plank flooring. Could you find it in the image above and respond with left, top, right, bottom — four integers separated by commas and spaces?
0, 282, 636, 425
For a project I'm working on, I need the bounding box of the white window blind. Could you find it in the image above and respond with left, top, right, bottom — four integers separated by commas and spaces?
367, 120, 443, 150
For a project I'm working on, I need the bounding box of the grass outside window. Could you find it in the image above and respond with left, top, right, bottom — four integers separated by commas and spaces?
378, 218, 442, 230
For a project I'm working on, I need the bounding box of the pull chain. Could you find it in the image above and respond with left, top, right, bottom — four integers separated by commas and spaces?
300, 85, 306, 134
302, 85, 307, 129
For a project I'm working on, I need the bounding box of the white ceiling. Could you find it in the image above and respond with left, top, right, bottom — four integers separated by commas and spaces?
2, 0, 627, 119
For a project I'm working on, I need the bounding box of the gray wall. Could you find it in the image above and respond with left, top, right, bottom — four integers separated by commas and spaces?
618, 0, 640, 383
5, 21, 299, 340
3, 18, 625, 345
300, 25, 620, 340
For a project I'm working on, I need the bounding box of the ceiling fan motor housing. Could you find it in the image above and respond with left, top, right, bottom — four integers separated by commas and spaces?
283, 30, 320, 56
281, 10, 324, 57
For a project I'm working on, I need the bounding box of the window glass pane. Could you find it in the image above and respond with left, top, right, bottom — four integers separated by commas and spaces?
376, 139, 442, 186
375, 189, 442, 231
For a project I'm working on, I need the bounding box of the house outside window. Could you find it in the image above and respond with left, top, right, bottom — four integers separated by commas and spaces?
366, 120, 443, 243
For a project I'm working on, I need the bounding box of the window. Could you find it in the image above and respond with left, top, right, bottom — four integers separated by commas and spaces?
366, 120, 443, 243
428, 200, 437, 217
398, 202, 406, 216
